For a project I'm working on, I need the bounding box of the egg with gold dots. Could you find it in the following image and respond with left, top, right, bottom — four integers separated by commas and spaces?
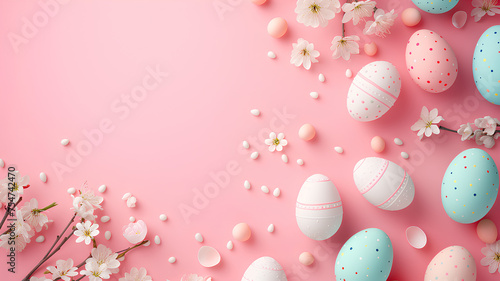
473, 25, 500, 105
411, 0, 459, 14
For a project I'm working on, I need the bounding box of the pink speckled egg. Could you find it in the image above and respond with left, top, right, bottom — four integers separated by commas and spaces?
347, 61, 401, 122
424, 246, 476, 281
477, 218, 498, 244
267, 17, 287, 38
406, 29, 458, 93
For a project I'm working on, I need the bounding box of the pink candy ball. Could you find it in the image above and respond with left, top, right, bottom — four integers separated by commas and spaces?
299, 252, 314, 265
371, 136, 386, 153
267, 17, 287, 38
232, 223, 252, 242
477, 219, 498, 244
252, 0, 267, 5
299, 124, 316, 141
364, 42, 378, 56
402, 8, 421, 27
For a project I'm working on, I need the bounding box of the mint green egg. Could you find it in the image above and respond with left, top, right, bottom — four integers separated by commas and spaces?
335, 228, 393, 281
411, 0, 459, 14
442, 148, 499, 224
473, 25, 500, 105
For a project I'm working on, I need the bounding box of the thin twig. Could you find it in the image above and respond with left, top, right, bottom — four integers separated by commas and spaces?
0, 197, 22, 230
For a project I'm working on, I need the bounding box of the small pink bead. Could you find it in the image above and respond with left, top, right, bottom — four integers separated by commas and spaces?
299, 252, 314, 265
402, 8, 421, 27
364, 42, 378, 56
298, 124, 316, 141
252, 0, 267, 5
267, 17, 287, 38
371, 136, 386, 153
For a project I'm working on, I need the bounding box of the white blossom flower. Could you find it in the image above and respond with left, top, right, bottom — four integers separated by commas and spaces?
457, 123, 474, 141
0, 231, 30, 252
72, 184, 103, 221
363, 9, 397, 37
122, 193, 137, 208
471, 0, 500, 22
46, 258, 78, 281
481, 241, 500, 273
181, 274, 210, 281
13, 209, 34, 240
475, 130, 500, 148
295, 0, 340, 28
264, 132, 288, 152
290, 38, 320, 70
475, 116, 498, 135
87, 244, 120, 274
411, 106, 445, 140
342, 0, 376, 25
80, 260, 111, 281
330, 35, 360, 60
123, 220, 147, 244
0, 171, 29, 204
21, 198, 52, 232
119, 267, 152, 281
74, 221, 100, 245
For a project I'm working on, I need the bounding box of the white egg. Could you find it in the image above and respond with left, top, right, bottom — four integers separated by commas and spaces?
353, 157, 415, 211
195, 233, 204, 242
273, 188, 281, 197
98, 185, 107, 193
226, 240, 234, 250
267, 224, 275, 233
155, 235, 161, 245
281, 154, 288, 163
244, 180, 251, 190
241, 256, 287, 281
39, 172, 47, 183
296, 174, 343, 240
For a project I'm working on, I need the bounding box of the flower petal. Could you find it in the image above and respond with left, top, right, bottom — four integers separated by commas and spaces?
269, 132, 276, 139
268, 145, 276, 152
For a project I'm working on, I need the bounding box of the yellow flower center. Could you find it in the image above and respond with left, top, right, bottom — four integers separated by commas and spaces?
495, 253, 500, 261
301, 49, 309, 56
426, 121, 433, 128
309, 4, 320, 13
84, 229, 92, 236
273, 138, 280, 146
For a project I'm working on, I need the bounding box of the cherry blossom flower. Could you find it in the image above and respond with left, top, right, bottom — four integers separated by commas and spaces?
481, 241, 500, 273
475, 116, 499, 135
475, 130, 500, 148
471, 0, 500, 22
264, 132, 288, 152
411, 106, 445, 140
21, 198, 53, 232
342, 0, 376, 25
0, 231, 30, 252
87, 244, 121, 274
119, 267, 152, 281
290, 38, 320, 70
295, 0, 340, 28
363, 9, 397, 37
457, 123, 474, 141
74, 221, 100, 245
72, 183, 103, 221
46, 258, 78, 281
122, 193, 137, 208
0, 171, 30, 204
123, 220, 147, 244
330, 35, 360, 60
80, 260, 111, 281
181, 274, 211, 281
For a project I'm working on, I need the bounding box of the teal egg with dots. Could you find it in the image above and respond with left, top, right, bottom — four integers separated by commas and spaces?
335, 228, 393, 281
411, 0, 459, 14
473, 25, 500, 105
441, 148, 499, 224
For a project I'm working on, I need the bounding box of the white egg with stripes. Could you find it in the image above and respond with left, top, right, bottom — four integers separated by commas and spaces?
296, 174, 343, 241
347, 61, 401, 122
353, 157, 415, 211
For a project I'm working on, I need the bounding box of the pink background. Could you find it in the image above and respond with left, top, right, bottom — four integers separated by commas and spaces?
1, 0, 499, 280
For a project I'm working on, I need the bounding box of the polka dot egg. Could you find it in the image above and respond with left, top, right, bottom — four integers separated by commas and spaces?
473, 25, 500, 105
411, 0, 459, 14
406, 29, 458, 93
335, 228, 393, 281
346, 61, 401, 122
424, 246, 476, 281
441, 148, 499, 224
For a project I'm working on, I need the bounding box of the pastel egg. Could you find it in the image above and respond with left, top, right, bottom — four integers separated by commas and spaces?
477, 218, 498, 244
242, 256, 288, 281
353, 157, 415, 211
401, 8, 421, 26
267, 17, 287, 38
411, 0, 459, 14
299, 124, 316, 140
347, 61, 401, 122
406, 29, 458, 93
296, 174, 343, 240
371, 136, 386, 153
441, 148, 499, 224
364, 42, 378, 56
299, 252, 314, 265
473, 25, 500, 105
252, 0, 267, 5
424, 246, 476, 281
232, 223, 252, 241
335, 228, 393, 281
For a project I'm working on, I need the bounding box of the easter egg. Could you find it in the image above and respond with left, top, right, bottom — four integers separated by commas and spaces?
411, 0, 459, 14
296, 174, 343, 240
406, 29, 458, 93
335, 228, 393, 281
353, 157, 415, 211
424, 246, 476, 281
473, 25, 500, 105
442, 148, 499, 224
242, 256, 287, 281
477, 218, 498, 244
347, 61, 401, 122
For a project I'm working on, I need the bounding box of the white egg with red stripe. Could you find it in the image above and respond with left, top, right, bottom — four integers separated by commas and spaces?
353, 157, 415, 211
347, 61, 401, 122
296, 174, 343, 241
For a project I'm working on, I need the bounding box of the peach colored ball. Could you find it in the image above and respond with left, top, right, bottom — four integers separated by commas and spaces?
371, 136, 386, 153
402, 8, 421, 27
267, 17, 287, 38
364, 42, 378, 56
299, 252, 314, 265
252, 0, 267, 5
298, 124, 316, 141
477, 219, 498, 244
232, 223, 252, 242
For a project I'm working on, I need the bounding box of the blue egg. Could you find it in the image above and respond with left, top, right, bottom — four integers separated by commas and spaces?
473, 25, 500, 105
442, 148, 499, 224
335, 228, 393, 281
411, 0, 459, 14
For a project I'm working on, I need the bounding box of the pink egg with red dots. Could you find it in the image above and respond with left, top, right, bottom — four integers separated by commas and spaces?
424, 246, 477, 281
347, 61, 401, 122
406, 29, 458, 93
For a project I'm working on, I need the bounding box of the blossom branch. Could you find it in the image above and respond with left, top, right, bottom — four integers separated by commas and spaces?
0, 196, 22, 230
116, 240, 149, 258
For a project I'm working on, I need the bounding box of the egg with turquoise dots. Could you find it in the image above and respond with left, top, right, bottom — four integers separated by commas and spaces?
335, 228, 393, 281
473, 25, 500, 105
411, 0, 459, 14
442, 148, 499, 224
424, 246, 476, 281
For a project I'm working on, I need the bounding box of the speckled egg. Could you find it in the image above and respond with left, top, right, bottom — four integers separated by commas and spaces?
424, 246, 477, 281
335, 228, 393, 281
406, 29, 458, 93
347, 61, 401, 122
442, 148, 499, 224
242, 256, 287, 281
353, 157, 415, 211
411, 0, 459, 14
473, 25, 500, 105
296, 174, 343, 240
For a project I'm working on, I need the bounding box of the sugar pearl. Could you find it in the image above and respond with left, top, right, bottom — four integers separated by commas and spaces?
61, 139, 70, 146
98, 185, 107, 193
251, 151, 259, 159
129, 216, 136, 222
195, 233, 204, 243
244, 180, 251, 190
155, 235, 161, 245
105, 231, 111, 240
267, 51, 276, 59
100, 216, 110, 223
334, 147, 344, 154
394, 138, 403, 146
36, 236, 45, 243
281, 154, 288, 163
39, 172, 47, 183
242, 140, 250, 149
267, 224, 275, 233
250, 109, 260, 116
143, 241, 151, 246
261, 185, 270, 194
0, 159, 4, 168
346, 69, 353, 78
401, 152, 409, 159
309, 92, 319, 99
168, 257, 176, 263
297, 159, 304, 165
67, 187, 76, 194
159, 214, 168, 221
318, 73, 325, 82
273, 188, 281, 197
226, 241, 234, 250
